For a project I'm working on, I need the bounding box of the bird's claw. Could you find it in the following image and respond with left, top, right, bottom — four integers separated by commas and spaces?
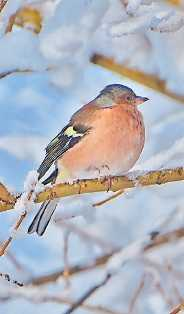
100, 176, 113, 192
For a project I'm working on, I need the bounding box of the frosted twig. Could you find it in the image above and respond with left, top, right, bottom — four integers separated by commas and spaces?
63, 229, 71, 287
0, 67, 53, 81
0, 288, 121, 314
56, 220, 115, 251
63, 224, 184, 314
63, 274, 111, 314
156, 281, 174, 308
152, 110, 184, 133
126, 0, 143, 15
137, 137, 184, 172
0, 0, 8, 12
5, 12, 16, 33
93, 189, 124, 207
151, 13, 184, 32
0, 272, 23, 287
27, 226, 184, 289
6, 251, 31, 274
170, 303, 184, 314
0, 210, 27, 256
128, 274, 145, 313
27, 252, 116, 286
144, 227, 184, 250
62, 234, 154, 314
0, 171, 39, 256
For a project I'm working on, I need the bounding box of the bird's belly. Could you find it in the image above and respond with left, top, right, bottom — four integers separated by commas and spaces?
59, 121, 144, 180
91, 129, 144, 176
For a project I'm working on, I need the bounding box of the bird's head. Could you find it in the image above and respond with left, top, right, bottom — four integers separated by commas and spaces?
96, 84, 149, 107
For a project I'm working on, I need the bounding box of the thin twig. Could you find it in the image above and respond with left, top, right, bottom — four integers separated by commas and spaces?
63, 274, 111, 314
0, 68, 51, 81
5, 13, 16, 33
170, 303, 184, 314
27, 252, 115, 286
28, 226, 184, 286
144, 227, 184, 251
63, 229, 71, 287
0, 272, 23, 287
56, 226, 184, 314
93, 189, 124, 207
156, 281, 174, 308
56, 220, 114, 251
0, 210, 27, 256
128, 274, 145, 313
0, 290, 121, 314
6, 251, 31, 274
0, 181, 37, 256
0, 0, 8, 12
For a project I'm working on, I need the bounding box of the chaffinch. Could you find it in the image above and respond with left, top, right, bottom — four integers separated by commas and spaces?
28, 84, 148, 236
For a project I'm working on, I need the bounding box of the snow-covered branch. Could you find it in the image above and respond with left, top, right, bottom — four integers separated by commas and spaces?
91, 54, 184, 104
1, 167, 184, 212
0, 1, 184, 92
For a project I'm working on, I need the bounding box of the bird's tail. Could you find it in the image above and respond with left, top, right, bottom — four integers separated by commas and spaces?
28, 199, 58, 236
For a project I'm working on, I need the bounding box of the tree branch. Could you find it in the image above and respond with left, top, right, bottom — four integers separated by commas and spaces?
28, 252, 115, 286
170, 303, 184, 314
0, 0, 8, 12
28, 226, 184, 287
1, 167, 184, 212
0, 290, 122, 314
62, 224, 184, 314
91, 54, 184, 104
63, 274, 111, 314
168, 0, 181, 5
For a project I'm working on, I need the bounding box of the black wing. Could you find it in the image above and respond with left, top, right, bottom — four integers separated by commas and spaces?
37, 124, 90, 181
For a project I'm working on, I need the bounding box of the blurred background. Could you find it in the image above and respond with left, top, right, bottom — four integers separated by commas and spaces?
1, 1, 184, 314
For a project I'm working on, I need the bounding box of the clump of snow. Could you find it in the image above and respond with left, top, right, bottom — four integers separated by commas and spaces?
23, 170, 38, 192
0, 30, 48, 72
109, 3, 180, 36
126, 0, 143, 15
126, 170, 147, 181
39, 0, 110, 87
55, 195, 95, 221
8, 225, 25, 240
0, 0, 183, 94
13, 170, 39, 216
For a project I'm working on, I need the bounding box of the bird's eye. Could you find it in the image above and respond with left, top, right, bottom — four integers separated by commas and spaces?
126, 95, 132, 102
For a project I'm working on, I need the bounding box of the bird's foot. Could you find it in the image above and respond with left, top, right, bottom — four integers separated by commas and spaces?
101, 175, 113, 192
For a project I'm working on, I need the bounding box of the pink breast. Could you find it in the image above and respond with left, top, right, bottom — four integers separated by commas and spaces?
59, 105, 145, 178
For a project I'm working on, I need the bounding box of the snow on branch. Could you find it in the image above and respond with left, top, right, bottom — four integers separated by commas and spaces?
110, 1, 184, 36
0, 0, 183, 93
0, 0, 8, 13
0, 272, 23, 287
91, 54, 184, 104
62, 224, 184, 314
27, 226, 184, 286
1, 166, 184, 212
170, 303, 184, 314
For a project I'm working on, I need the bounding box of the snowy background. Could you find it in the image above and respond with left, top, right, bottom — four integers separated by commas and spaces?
1, 0, 184, 314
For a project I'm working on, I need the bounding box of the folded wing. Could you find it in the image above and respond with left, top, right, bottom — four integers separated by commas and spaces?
38, 124, 90, 181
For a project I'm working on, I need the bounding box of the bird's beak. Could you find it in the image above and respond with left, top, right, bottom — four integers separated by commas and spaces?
135, 96, 149, 105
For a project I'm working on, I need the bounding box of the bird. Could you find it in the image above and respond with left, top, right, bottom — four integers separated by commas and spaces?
28, 84, 148, 236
